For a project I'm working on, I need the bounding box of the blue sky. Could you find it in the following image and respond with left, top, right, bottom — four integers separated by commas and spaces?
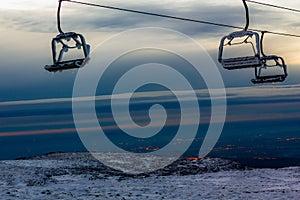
0, 0, 300, 165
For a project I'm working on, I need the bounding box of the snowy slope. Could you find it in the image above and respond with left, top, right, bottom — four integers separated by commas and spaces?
0, 152, 299, 200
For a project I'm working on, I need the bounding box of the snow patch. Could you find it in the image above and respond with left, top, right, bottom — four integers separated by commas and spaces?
0, 152, 299, 199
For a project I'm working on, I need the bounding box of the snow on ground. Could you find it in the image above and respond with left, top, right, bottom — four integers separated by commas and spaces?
0, 152, 299, 200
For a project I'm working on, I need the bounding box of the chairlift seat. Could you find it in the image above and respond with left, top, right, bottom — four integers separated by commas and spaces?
222, 56, 261, 70
45, 32, 90, 72
45, 58, 85, 72
251, 75, 286, 84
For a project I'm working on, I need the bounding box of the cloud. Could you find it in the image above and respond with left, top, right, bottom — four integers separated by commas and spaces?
1, 84, 300, 137
1, 0, 299, 38
1, 84, 300, 106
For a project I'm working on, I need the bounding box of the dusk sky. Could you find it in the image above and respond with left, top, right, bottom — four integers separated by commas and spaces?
0, 0, 300, 167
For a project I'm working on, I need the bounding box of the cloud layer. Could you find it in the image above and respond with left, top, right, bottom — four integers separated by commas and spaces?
1, 84, 300, 137
1, 0, 299, 38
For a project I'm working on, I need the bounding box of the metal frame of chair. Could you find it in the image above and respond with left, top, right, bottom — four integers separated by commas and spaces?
251, 31, 288, 84
45, 0, 90, 72
218, 0, 261, 70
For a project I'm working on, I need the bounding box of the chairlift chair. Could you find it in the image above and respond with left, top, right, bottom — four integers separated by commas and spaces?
218, 0, 261, 70
45, 0, 90, 72
251, 32, 288, 84
218, 30, 261, 70
45, 32, 90, 72
251, 56, 287, 84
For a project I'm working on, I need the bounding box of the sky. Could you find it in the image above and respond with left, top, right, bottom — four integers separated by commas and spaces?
0, 0, 300, 166
1, 0, 300, 101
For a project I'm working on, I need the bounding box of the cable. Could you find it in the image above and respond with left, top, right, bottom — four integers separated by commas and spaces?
66, 0, 300, 38
57, 0, 64, 33
242, 0, 250, 31
67, 0, 240, 29
245, 0, 300, 13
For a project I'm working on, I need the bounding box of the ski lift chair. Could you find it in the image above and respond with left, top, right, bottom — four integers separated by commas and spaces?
45, 0, 90, 72
45, 32, 90, 72
218, 30, 261, 70
251, 56, 287, 84
251, 32, 288, 84
218, 0, 262, 70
